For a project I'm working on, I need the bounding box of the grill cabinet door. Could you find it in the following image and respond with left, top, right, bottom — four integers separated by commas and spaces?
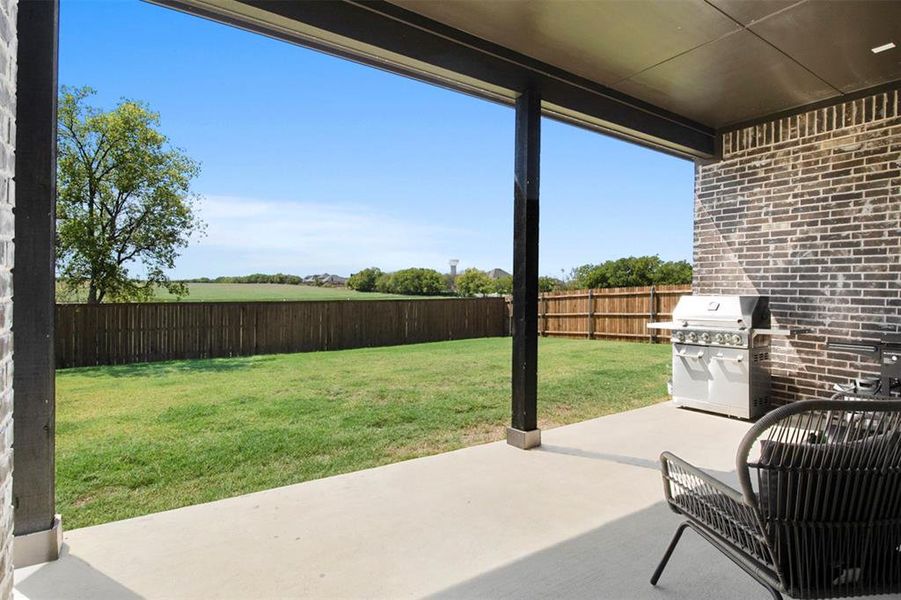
708, 348, 750, 414
672, 344, 710, 405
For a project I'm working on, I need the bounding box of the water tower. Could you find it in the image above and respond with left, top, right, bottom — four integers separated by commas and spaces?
449, 259, 460, 292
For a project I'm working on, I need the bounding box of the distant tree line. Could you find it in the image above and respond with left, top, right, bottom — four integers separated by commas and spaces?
182, 256, 691, 299
454, 269, 560, 296
348, 257, 690, 297
568, 256, 692, 289
348, 267, 563, 297
347, 267, 447, 296
181, 273, 305, 285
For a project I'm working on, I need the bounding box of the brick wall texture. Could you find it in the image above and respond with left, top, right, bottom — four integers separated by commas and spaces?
0, 0, 12, 595
694, 88, 901, 404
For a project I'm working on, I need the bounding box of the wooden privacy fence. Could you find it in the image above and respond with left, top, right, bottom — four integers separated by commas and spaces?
506, 284, 691, 342
55, 298, 508, 368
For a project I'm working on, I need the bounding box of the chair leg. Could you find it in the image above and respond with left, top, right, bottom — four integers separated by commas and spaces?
650, 521, 690, 585
676, 521, 784, 600
763, 584, 783, 600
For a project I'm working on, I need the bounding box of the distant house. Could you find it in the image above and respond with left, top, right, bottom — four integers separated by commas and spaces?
321, 274, 348, 286
487, 268, 511, 280
303, 273, 348, 286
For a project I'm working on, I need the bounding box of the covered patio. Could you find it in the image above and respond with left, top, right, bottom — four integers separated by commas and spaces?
16, 402, 761, 599
5, 0, 899, 598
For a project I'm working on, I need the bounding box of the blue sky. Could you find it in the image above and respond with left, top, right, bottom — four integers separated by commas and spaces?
59, 0, 694, 279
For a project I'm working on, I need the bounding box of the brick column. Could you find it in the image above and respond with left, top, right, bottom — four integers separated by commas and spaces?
0, 0, 15, 594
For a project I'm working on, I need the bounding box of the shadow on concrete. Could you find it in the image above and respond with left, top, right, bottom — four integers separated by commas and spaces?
538, 445, 663, 471
15, 545, 143, 600
427, 501, 775, 600
537, 445, 739, 486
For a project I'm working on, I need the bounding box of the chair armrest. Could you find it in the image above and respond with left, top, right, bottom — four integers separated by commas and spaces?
661, 452, 745, 505
660, 452, 771, 566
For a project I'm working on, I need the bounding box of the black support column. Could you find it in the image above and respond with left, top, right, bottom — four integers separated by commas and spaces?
13, 0, 62, 565
508, 89, 541, 450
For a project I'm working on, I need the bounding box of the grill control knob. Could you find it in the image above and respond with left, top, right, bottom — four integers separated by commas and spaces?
714, 333, 724, 344
700, 332, 710, 343
731, 334, 742, 345
673, 331, 685, 342
688, 332, 698, 343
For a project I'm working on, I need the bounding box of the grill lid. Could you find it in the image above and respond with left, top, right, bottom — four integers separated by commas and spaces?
671, 295, 770, 330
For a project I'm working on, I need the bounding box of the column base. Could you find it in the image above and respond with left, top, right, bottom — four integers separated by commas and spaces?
14, 514, 62, 568
506, 427, 541, 449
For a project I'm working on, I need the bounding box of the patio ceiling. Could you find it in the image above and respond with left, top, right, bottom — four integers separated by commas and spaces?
153, 0, 901, 159
392, 0, 901, 129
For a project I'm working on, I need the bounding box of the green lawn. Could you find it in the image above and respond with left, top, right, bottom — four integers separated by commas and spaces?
58, 282, 443, 303
57, 337, 671, 529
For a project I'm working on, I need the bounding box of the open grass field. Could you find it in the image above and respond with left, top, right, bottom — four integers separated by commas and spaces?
57, 337, 671, 529
58, 282, 442, 303
153, 283, 434, 302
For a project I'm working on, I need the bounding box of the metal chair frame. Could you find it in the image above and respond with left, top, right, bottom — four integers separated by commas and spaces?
651, 400, 901, 599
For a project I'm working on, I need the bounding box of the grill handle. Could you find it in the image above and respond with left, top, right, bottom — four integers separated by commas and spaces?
711, 353, 743, 363
676, 350, 704, 360
753, 327, 813, 337
827, 342, 879, 355
675, 317, 746, 329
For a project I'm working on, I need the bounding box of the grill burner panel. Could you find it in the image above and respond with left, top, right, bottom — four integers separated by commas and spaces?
671, 329, 747, 348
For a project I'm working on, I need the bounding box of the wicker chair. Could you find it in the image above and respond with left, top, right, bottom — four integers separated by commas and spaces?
651, 400, 901, 599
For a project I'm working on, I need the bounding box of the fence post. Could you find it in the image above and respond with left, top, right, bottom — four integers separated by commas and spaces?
587, 288, 594, 340
539, 294, 546, 337
649, 285, 657, 344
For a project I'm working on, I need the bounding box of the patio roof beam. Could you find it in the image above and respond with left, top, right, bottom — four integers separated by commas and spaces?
508, 89, 541, 450
150, 0, 715, 159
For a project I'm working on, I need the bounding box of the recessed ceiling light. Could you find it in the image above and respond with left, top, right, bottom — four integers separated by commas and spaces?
871, 42, 896, 54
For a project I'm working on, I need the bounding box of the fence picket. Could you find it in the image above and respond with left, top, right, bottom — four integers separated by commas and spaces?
54, 286, 690, 368
505, 284, 690, 343
55, 297, 508, 368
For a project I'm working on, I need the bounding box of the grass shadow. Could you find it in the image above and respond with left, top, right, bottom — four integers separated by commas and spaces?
56, 355, 278, 378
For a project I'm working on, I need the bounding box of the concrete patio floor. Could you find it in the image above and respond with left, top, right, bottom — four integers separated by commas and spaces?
14, 402, 775, 600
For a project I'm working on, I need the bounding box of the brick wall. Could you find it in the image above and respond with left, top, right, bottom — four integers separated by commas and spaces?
694, 88, 901, 404
0, 0, 12, 595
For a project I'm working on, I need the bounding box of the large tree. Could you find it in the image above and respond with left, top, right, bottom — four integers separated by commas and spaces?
56, 87, 203, 303
455, 268, 493, 297
347, 267, 384, 292
375, 268, 447, 296
569, 256, 692, 289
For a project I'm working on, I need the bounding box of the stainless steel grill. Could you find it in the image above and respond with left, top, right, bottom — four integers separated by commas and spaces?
649, 295, 785, 419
